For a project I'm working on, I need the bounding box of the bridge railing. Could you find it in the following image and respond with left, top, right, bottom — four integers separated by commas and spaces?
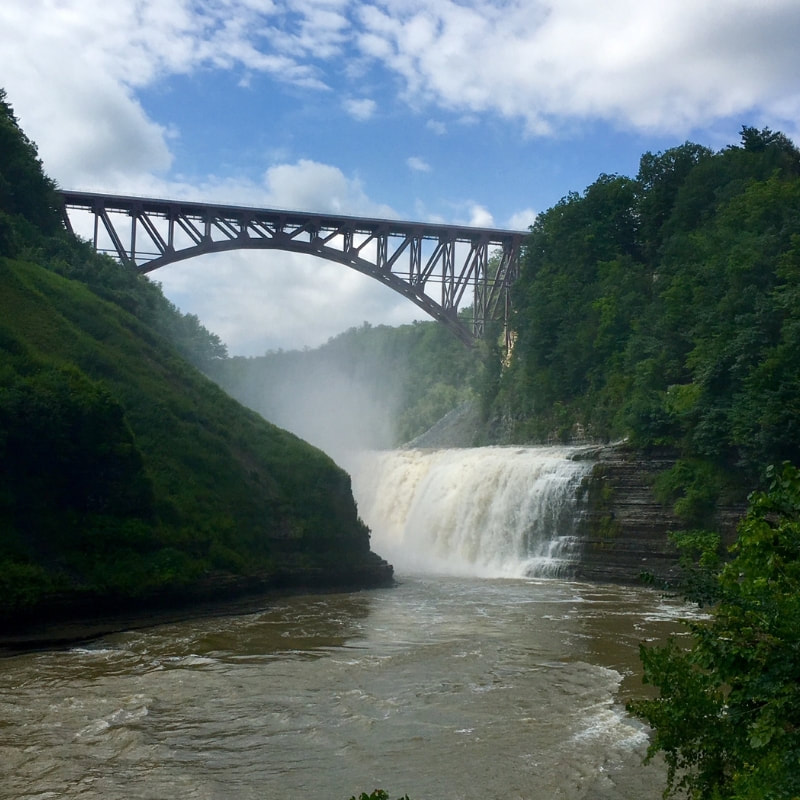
61, 190, 524, 346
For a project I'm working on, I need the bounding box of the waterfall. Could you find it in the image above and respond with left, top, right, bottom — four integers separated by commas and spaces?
348, 446, 592, 579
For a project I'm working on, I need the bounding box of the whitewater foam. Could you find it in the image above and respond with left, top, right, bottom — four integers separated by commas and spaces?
350, 446, 592, 578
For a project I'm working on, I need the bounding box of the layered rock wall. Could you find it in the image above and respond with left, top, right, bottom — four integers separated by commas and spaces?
572, 446, 744, 585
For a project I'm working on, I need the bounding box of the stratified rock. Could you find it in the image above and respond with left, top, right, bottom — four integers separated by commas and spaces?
572, 444, 743, 585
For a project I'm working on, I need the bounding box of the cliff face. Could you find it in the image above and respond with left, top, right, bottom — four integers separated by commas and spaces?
572, 446, 744, 585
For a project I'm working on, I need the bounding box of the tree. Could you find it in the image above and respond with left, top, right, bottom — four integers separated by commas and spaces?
636, 141, 714, 259
0, 87, 62, 251
498, 173, 648, 440
628, 463, 800, 799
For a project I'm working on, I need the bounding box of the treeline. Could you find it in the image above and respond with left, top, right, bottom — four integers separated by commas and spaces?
485, 127, 800, 521
0, 89, 388, 627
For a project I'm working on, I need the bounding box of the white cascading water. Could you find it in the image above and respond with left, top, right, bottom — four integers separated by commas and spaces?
348, 446, 593, 579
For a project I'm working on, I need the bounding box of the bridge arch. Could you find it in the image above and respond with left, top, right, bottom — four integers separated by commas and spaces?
60, 191, 523, 346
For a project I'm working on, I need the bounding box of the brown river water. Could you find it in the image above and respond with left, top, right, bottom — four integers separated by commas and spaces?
0, 577, 695, 799
0, 448, 694, 799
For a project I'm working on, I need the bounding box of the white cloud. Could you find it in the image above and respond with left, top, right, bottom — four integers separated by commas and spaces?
343, 97, 378, 120
0, 0, 329, 189
406, 156, 431, 172
467, 204, 494, 228
260, 159, 396, 216
426, 119, 447, 135
153, 249, 421, 355
267, 0, 351, 60
4, 0, 797, 192
507, 208, 537, 231
355, 0, 800, 135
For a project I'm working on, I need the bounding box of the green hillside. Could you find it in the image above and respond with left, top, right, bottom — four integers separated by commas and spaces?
0, 90, 390, 631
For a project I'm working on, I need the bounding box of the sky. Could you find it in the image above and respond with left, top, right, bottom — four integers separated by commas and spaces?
2, 0, 799, 355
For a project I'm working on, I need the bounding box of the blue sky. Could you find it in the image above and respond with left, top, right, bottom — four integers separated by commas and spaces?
2, 0, 799, 354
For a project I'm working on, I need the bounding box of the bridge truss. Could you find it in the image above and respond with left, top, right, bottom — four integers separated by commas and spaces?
60, 191, 524, 346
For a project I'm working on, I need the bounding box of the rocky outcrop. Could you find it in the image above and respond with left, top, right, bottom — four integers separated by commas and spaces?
404, 407, 747, 586
571, 445, 744, 585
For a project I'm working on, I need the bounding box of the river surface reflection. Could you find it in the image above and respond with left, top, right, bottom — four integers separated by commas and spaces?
0, 576, 691, 799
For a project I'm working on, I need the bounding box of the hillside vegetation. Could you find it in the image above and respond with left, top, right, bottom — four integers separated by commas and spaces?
0, 89, 390, 631
484, 127, 800, 521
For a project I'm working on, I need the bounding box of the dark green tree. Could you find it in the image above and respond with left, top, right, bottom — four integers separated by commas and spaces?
629, 463, 800, 799
0, 88, 62, 255
498, 173, 648, 440
636, 142, 714, 259
486, 124, 800, 513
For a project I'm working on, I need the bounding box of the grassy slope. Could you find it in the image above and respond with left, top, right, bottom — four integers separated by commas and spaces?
0, 256, 389, 628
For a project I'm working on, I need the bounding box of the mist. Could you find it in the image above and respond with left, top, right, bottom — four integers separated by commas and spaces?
207, 321, 481, 471
231, 356, 400, 468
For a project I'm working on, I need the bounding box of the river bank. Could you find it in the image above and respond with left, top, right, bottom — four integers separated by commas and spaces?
0, 559, 394, 655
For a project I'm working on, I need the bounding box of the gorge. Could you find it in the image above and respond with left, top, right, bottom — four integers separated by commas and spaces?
0, 443, 698, 799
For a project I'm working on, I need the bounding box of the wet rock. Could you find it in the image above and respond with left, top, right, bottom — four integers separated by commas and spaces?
573, 444, 743, 585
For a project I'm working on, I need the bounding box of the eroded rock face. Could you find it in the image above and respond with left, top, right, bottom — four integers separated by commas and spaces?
572, 446, 743, 585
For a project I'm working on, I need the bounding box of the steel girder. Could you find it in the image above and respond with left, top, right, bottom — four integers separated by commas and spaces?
60, 190, 523, 346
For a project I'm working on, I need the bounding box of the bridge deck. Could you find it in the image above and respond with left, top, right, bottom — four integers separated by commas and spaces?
60, 190, 525, 346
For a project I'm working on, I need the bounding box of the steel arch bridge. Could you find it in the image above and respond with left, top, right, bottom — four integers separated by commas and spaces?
60, 190, 524, 347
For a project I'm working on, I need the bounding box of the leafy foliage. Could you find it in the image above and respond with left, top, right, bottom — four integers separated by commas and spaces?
665, 529, 722, 607
628, 463, 800, 799
0, 88, 62, 253
487, 126, 800, 513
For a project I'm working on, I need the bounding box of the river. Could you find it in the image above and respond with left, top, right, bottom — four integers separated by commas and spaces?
0, 447, 690, 799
